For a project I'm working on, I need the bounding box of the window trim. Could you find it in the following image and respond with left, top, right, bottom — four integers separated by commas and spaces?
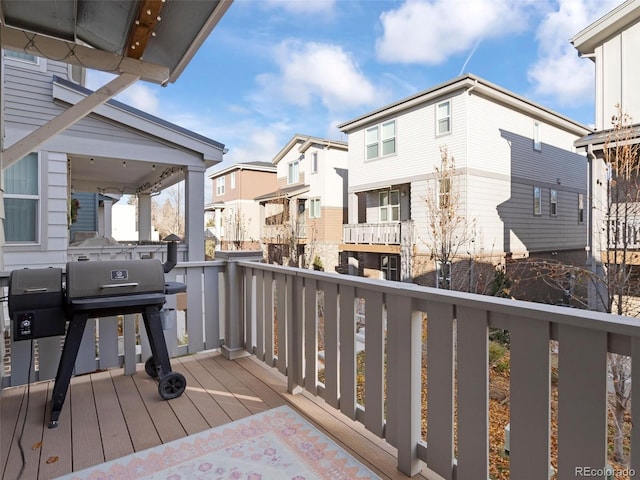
365, 120, 396, 161
3, 152, 41, 244
533, 121, 542, 151
381, 254, 399, 281
379, 189, 400, 222
216, 176, 225, 196
436, 100, 452, 136
288, 159, 300, 184
550, 189, 558, 216
3, 49, 47, 72
533, 186, 542, 216
309, 198, 321, 218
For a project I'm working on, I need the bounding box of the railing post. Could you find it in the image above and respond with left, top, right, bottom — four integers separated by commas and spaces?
217, 251, 263, 360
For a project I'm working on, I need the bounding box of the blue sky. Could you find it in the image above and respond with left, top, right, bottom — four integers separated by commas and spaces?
87, 0, 623, 202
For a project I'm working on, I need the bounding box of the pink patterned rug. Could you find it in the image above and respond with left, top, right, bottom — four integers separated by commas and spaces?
57, 405, 380, 480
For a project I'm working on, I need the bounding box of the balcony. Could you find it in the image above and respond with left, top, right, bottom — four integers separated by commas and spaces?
2, 253, 640, 479
263, 222, 307, 242
343, 222, 404, 244
608, 216, 640, 250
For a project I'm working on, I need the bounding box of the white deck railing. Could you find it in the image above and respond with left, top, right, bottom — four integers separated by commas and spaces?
3, 253, 640, 479
608, 217, 640, 249
343, 222, 403, 244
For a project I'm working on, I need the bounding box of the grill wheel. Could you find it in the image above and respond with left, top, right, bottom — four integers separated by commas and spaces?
145, 356, 159, 378
158, 372, 187, 400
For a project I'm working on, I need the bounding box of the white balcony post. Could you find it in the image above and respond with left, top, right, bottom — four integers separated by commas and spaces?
185, 165, 205, 261
138, 193, 152, 241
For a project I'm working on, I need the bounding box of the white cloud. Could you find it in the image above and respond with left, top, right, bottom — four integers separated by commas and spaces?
255, 40, 379, 113
85, 70, 160, 115
527, 0, 622, 105
262, 0, 336, 14
376, 0, 534, 64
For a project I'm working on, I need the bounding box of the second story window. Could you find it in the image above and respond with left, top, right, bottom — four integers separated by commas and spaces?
311, 152, 318, 174
366, 120, 396, 160
230, 172, 236, 189
288, 160, 299, 184
437, 100, 451, 135
379, 190, 400, 222
533, 121, 542, 151
216, 176, 225, 196
578, 193, 585, 224
4, 49, 37, 64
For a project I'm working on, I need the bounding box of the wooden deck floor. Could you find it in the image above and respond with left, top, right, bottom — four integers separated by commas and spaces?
1, 352, 434, 480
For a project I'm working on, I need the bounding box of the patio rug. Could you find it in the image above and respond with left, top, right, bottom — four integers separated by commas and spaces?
56, 405, 381, 480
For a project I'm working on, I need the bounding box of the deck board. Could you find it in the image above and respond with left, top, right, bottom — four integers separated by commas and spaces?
0, 351, 437, 480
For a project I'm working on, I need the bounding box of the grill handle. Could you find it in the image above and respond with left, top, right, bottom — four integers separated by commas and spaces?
100, 282, 139, 289
25, 287, 49, 292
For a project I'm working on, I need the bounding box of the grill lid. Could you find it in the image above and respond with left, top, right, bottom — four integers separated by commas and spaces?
66, 259, 166, 300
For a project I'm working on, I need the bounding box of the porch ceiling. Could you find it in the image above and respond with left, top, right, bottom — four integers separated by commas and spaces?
69, 155, 184, 195
0, 0, 233, 84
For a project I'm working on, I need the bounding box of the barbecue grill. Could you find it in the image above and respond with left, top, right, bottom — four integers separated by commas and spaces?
7, 237, 187, 428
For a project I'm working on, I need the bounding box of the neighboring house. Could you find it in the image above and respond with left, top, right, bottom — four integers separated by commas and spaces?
256, 135, 348, 272
338, 74, 592, 292
1, 51, 225, 270
206, 161, 277, 250
571, 0, 640, 307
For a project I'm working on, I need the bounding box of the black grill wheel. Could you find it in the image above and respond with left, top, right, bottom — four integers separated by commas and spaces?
144, 357, 159, 377
158, 372, 186, 400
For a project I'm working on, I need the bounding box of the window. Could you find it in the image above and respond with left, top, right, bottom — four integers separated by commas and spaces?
309, 198, 321, 218
3, 153, 39, 242
381, 255, 399, 281
230, 172, 236, 189
533, 122, 541, 151
379, 190, 400, 222
216, 176, 225, 196
550, 189, 558, 216
366, 120, 396, 160
436, 261, 452, 289
288, 160, 299, 184
4, 50, 37, 63
578, 193, 585, 224
311, 152, 318, 174
437, 100, 451, 135
533, 186, 542, 215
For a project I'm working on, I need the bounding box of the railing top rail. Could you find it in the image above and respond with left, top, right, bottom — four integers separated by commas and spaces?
236, 260, 640, 337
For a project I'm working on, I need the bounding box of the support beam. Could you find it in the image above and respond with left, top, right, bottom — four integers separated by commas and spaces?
185, 165, 205, 261
138, 193, 153, 241
3, 73, 140, 168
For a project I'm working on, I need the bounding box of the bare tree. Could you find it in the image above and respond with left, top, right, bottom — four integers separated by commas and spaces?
152, 185, 185, 240
224, 207, 250, 250
425, 146, 475, 289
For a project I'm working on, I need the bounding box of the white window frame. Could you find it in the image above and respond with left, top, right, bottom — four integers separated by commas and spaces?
533, 186, 542, 215
379, 190, 400, 222
533, 121, 542, 151
288, 160, 300, 184
309, 198, 321, 218
3, 152, 41, 243
366, 120, 396, 160
3, 49, 47, 72
550, 189, 558, 216
436, 100, 451, 136
230, 172, 236, 189
311, 152, 318, 174
381, 255, 399, 281
578, 193, 585, 224
216, 176, 225, 196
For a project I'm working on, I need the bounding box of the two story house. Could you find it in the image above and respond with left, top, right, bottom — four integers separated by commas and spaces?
206, 161, 277, 250
256, 135, 348, 272
338, 74, 592, 293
